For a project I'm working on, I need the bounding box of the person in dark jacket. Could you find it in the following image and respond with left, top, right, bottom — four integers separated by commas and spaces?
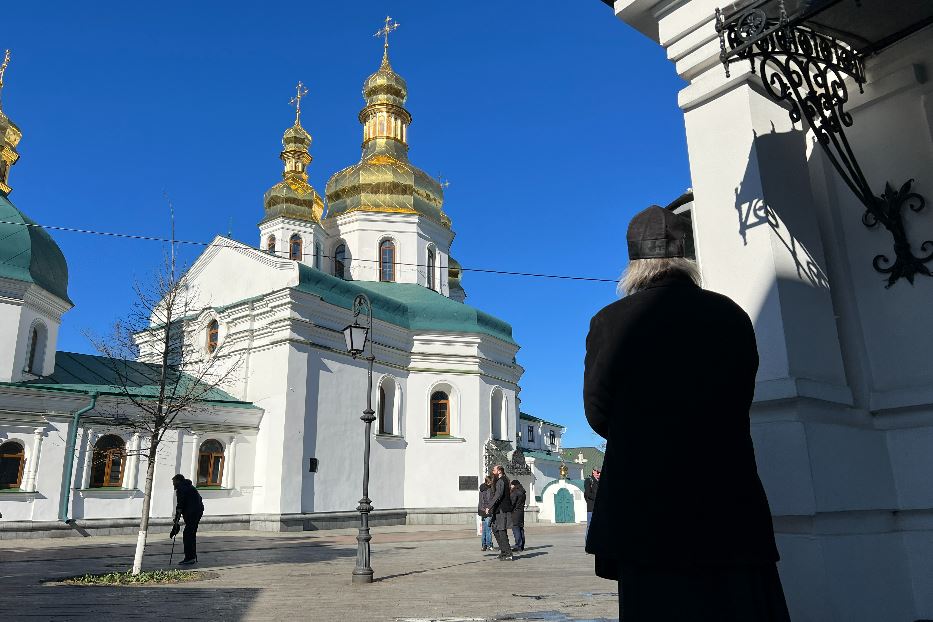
583, 206, 789, 621
478, 476, 495, 551
487, 464, 513, 560
583, 468, 600, 537
170, 474, 204, 565
509, 480, 526, 552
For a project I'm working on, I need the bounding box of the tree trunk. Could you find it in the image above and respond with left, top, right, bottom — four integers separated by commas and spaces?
131, 435, 159, 575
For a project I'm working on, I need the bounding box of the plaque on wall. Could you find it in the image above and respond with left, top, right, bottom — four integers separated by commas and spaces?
459, 475, 479, 491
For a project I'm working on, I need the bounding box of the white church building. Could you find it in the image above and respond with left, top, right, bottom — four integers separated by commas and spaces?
0, 42, 530, 535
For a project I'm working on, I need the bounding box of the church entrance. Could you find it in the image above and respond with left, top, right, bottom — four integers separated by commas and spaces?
555, 488, 575, 523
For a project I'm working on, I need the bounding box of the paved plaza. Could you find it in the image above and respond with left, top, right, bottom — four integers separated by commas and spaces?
0, 523, 619, 621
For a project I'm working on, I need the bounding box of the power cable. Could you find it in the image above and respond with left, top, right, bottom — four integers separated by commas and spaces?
0, 218, 619, 284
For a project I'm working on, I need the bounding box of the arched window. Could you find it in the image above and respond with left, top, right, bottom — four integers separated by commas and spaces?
334, 244, 347, 279
197, 439, 225, 487
0, 441, 25, 489
289, 234, 303, 261
315, 242, 323, 269
266, 235, 276, 254
430, 391, 450, 437
91, 435, 126, 488
206, 320, 219, 354
427, 248, 436, 290
28, 327, 40, 373
491, 388, 504, 440
379, 240, 396, 282
378, 386, 388, 434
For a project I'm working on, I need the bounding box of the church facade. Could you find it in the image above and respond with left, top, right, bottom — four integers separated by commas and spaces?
0, 39, 529, 535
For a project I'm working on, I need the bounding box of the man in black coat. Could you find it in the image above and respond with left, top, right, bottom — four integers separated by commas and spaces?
170, 474, 204, 565
583, 206, 789, 621
487, 464, 513, 560
509, 480, 526, 552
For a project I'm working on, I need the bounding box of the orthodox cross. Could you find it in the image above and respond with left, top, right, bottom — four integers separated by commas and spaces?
290, 81, 308, 125
435, 173, 450, 190
374, 16, 401, 54
0, 50, 10, 93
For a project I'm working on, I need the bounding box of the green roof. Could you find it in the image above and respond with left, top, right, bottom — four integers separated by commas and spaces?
7, 351, 256, 408
562, 446, 605, 471
0, 193, 71, 303
522, 449, 565, 463
295, 265, 515, 344
519, 412, 565, 428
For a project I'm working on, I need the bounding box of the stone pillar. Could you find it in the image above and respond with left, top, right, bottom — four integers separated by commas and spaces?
23, 427, 45, 492
125, 433, 141, 489
80, 429, 96, 489
188, 433, 200, 483
222, 435, 237, 489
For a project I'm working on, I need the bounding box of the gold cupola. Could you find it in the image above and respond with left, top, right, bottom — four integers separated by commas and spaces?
0, 50, 23, 196
261, 82, 324, 224
324, 19, 450, 228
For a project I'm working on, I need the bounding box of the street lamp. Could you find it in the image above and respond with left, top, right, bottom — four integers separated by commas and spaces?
342, 293, 376, 584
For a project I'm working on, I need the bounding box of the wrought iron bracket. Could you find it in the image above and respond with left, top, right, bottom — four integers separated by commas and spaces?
715, 1, 931, 287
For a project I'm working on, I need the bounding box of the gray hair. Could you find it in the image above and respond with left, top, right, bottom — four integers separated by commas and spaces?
617, 257, 701, 297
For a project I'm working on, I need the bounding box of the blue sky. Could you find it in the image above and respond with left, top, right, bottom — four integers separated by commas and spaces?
2, 2, 690, 448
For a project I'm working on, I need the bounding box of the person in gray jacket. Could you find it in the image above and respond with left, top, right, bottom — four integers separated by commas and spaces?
478, 476, 494, 551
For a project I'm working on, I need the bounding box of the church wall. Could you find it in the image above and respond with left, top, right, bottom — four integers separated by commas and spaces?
403, 371, 483, 509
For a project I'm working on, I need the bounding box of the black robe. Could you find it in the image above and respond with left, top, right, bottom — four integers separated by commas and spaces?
583, 274, 788, 620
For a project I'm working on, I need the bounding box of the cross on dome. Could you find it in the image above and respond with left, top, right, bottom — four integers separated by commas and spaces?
289, 81, 309, 125
374, 16, 400, 60
0, 50, 10, 102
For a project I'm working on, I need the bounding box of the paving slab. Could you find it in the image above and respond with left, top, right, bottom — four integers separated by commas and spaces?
0, 523, 618, 622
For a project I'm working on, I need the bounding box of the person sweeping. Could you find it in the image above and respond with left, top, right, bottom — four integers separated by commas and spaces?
170, 474, 204, 566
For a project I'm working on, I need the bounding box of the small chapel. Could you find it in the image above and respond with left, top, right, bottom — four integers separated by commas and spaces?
0, 28, 540, 535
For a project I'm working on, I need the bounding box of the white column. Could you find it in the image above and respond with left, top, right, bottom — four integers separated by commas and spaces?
125, 433, 141, 489
23, 427, 45, 492
188, 433, 200, 482
221, 436, 237, 489
80, 429, 96, 489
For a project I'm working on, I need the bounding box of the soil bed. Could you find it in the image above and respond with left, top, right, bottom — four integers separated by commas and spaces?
44, 569, 216, 586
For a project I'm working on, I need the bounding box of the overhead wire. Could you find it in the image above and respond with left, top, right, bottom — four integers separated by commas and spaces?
0, 218, 619, 284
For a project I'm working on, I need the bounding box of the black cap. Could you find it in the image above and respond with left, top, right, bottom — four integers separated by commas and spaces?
511, 480, 520, 486
626, 205, 693, 260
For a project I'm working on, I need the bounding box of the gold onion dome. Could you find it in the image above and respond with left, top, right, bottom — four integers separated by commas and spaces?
325, 48, 450, 229
261, 90, 324, 224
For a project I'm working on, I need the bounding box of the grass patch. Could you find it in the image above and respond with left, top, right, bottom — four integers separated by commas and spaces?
57, 570, 201, 586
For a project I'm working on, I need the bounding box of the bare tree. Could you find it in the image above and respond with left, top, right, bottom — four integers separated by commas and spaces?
87, 247, 240, 575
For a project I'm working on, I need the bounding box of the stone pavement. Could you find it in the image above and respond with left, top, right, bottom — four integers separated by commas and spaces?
0, 522, 619, 622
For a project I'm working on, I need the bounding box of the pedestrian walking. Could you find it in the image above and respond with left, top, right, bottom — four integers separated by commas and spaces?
478, 476, 494, 551
487, 464, 513, 560
583, 205, 790, 621
509, 480, 526, 552
583, 468, 600, 538
170, 474, 204, 566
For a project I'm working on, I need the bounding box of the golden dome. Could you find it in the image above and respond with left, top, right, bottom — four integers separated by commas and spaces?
262, 120, 324, 224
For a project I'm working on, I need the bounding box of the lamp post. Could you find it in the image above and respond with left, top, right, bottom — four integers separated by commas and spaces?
343, 293, 376, 584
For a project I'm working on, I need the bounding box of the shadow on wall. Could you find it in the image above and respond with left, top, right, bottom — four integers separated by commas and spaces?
734, 128, 829, 290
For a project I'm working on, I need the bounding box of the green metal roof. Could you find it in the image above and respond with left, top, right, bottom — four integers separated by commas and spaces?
522, 449, 566, 463
6, 351, 256, 408
295, 265, 515, 345
0, 193, 71, 303
519, 412, 565, 428
561, 446, 605, 471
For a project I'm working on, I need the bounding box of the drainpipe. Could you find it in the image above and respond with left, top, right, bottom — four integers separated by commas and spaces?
58, 392, 98, 522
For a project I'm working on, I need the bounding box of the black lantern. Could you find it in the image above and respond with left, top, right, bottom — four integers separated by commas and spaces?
343, 321, 368, 357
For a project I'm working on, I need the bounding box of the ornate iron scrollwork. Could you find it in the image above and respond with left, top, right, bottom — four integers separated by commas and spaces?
716, 2, 931, 287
